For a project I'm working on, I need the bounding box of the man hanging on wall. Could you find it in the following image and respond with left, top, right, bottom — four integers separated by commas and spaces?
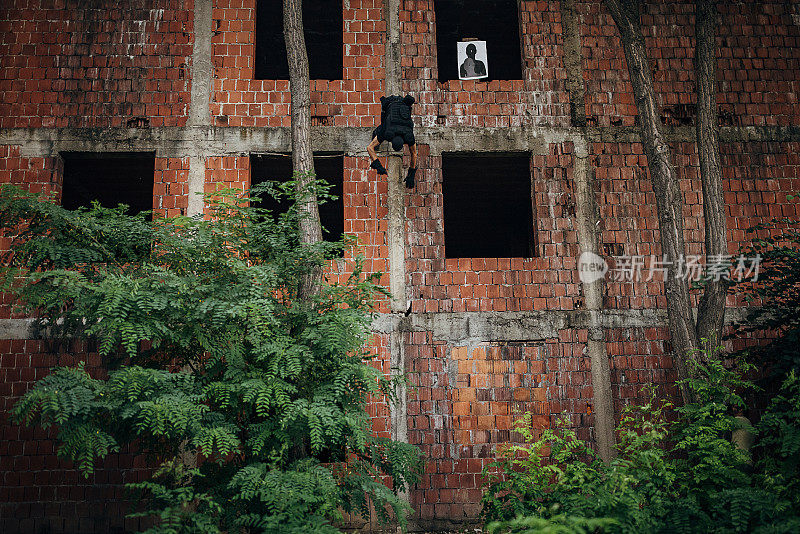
367, 94, 418, 188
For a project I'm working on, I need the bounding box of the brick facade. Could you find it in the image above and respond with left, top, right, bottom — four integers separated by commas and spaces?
1, 0, 799, 532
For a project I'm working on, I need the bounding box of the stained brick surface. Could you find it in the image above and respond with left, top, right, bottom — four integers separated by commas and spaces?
0, 340, 153, 534
581, 0, 800, 127
406, 144, 581, 315
0, 0, 193, 129
211, 0, 386, 127
401, 1, 571, 127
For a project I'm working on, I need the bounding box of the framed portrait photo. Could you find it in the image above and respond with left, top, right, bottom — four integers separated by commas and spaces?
457, 40, 489, 80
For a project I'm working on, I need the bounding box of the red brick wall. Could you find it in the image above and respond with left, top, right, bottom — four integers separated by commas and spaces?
0, 340, 153, 534
406, 143, 581, 316
401, 0, 571, 127
2, 0, 800, 532
592, 140, 800, 311
0, 0, 193, 128
211, 0, 386, 127
581, 0, 800, 127
0, 147, 62, 320
404, 326, 674, 522
0, 146, 60, 198
154, 157, 190, 218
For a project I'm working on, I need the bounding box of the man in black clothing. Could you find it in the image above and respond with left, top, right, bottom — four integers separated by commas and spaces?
367, 94, 418, 188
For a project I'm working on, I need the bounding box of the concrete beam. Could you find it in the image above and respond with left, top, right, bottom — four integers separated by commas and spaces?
0, 319, 35, 340
383, 0, 410, 508
371, 307, 750, 342
0, 126, 305, 158
3, 125, 800, 159
187, 155, 205, 216
0, 308, 751, 341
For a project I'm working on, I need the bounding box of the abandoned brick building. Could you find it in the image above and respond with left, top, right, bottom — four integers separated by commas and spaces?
1, 0, 800, 532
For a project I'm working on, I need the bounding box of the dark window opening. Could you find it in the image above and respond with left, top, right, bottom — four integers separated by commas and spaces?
255, 0, 343, 80
434, 0, 522, 82
61, 152, 155, 219
442, 153, 535, 258
250, 153, 344, 243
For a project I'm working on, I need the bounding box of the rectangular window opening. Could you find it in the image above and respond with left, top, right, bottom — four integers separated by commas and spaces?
60, 152, 156, 220
442, 152, 536, 259
434, 0, 523, 83
249, 153, 344, 243
255, 0, 343, 80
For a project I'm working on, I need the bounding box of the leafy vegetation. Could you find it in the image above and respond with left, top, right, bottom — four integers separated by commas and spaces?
0, 180, 423, 533
733, 194, 800, 380
481, 351, 800, 533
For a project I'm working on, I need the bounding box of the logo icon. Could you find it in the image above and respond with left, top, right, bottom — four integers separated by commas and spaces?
578, 252, 608, 284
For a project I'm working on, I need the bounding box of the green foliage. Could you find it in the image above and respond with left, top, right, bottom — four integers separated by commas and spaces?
485, 514, 617, 534
671, 353, 755, 494
1, 180, 423, 533
755, 372, 800, 511
127, 461, 223, 534
481, 390, 672, 534
481, 346, 800, 533
733, 193, 800, 378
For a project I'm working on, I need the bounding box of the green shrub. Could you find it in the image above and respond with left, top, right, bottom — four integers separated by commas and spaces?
485, 514, 617, 534
481, 389, 673, 533
481, 347, 800, 533
755, 371, 800, 513
1, 181, 423, 533
733, 194, 800, 379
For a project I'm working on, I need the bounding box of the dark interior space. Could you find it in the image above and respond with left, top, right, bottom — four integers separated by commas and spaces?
434, 0, 523, 82
255, 0, 343, 80
250, 153, 344, 242
60, 152, 156, 219
442, 153, 535, 258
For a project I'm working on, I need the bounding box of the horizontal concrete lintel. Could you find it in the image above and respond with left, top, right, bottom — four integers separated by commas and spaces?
583, 125, 698, 143
0, 126, 372, 159
371, 307, 750, 344
371, 309, 664, 342
0, 307, 752, 342
2, 125, 799, 159
719, 125, 800, 143
585, 125, 800, 144
0, 126, 564, 158
421, 126, 564, 155
0, 318, 35, 340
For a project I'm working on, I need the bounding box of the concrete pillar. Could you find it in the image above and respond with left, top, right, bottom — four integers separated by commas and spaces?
559, 0, 587, 127
384, 0, 410, 501
573, 136, 616, 462
384, 0, 407, 316
187, 0, 213, 217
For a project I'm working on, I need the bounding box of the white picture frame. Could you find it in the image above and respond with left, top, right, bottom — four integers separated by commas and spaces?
457, 40, 489, 80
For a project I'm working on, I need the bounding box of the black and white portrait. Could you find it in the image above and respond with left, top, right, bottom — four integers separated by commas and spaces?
457, 40, 488, 80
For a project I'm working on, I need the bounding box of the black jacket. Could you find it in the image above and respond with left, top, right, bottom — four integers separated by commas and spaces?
380, 94, 415, 139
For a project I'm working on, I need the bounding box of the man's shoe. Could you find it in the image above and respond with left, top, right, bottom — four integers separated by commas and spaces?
370, 159, 387, 175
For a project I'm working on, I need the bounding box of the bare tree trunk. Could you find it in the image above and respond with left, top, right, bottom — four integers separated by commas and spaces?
284, 0, 323, 296
694, 0, 727, 348
604, 0, 699, 404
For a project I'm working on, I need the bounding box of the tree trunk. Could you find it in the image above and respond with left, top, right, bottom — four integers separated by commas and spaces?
284, 0, 323, 297
694, 0, 727, 349
604, 0, 699, 404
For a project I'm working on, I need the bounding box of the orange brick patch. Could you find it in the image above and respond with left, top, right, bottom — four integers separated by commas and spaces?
450, 344, 551, 447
